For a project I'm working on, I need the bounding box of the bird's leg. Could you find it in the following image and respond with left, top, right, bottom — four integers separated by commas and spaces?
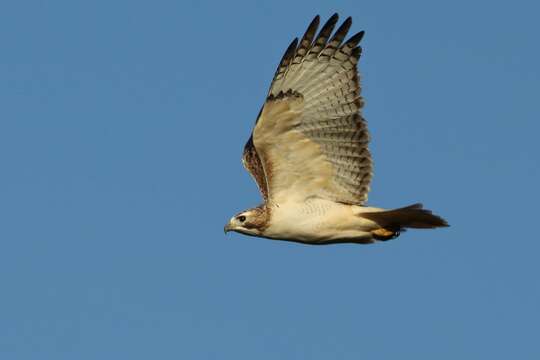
371, 228, 400, 241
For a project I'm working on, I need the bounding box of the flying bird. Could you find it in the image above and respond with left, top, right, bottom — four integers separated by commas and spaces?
224, 14, 448, 245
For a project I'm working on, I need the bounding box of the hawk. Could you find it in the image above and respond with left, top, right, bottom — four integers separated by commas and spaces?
224, 14, 448, 245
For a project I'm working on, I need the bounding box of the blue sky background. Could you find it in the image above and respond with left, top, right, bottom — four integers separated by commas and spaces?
1, 0, 539, 358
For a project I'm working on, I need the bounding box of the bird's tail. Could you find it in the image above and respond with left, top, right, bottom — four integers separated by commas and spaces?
361, 203, 449, 240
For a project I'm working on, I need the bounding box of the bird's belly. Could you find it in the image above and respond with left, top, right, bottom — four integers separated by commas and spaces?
264, 199, 376, 243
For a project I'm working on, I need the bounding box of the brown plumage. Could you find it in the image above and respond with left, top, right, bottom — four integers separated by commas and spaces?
225, 14, 448, 245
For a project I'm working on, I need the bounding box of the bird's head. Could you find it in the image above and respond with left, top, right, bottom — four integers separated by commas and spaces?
224, 207, 268, 237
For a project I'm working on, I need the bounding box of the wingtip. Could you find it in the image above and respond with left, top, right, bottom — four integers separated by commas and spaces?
327, 13, 340, 26
357, 30, 366, 40
285, 37, 299, 52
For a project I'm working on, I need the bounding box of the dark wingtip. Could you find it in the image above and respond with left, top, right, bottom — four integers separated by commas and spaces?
349, 30, 365, 44
327, 13, 340, 27
351, 46, 362, 59
330, 16, 353, 45
306, 15, 320, 33
301, 15, 320, 43
284, 37, 298, 57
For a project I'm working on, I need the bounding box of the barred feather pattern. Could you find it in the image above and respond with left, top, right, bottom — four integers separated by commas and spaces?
265, 14, 372, 204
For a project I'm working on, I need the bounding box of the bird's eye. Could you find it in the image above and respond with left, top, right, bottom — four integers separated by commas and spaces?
237, 215, 246, 222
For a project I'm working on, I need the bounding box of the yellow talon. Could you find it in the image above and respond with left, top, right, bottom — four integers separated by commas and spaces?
372, 228, 398, 240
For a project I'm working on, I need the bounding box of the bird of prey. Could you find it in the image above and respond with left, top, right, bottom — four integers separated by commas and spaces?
224, 14, 448, 245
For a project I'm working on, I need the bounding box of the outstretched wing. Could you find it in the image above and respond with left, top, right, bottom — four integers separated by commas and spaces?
247, 14, 372, 205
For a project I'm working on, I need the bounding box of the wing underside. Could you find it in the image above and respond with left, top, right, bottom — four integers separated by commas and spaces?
243, 14, 372, 205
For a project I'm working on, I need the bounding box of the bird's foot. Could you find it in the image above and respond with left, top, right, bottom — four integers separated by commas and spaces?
371, 228, 400, 241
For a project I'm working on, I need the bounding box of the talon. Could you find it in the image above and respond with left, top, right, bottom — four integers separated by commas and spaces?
372, 228, 399, 241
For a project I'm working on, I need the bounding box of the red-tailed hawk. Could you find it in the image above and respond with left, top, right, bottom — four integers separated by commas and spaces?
224, 14, 448, 245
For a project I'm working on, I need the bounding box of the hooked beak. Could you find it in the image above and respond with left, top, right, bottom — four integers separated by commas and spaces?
224, 223, 232, 234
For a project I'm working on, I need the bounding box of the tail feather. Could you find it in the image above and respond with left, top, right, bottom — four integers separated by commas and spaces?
362, 203, 449, 230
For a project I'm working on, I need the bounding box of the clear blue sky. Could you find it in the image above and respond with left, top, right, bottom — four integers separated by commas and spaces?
1, 0, 538, 359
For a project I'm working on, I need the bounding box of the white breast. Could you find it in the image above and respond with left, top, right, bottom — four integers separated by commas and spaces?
264, 198, 377, 242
